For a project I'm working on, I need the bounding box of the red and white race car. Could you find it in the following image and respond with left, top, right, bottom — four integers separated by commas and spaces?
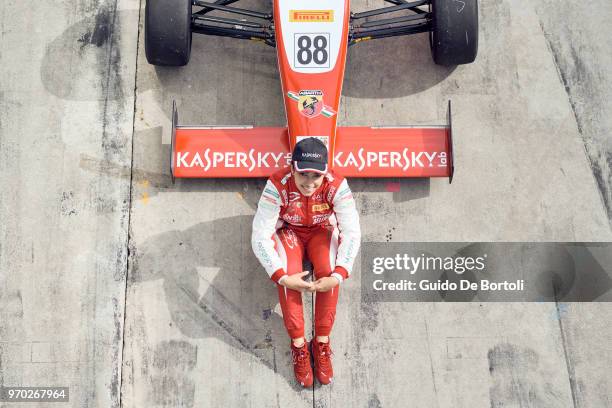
145, 0, 478, 181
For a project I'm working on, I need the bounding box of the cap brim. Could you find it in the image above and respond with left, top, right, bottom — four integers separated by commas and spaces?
294, 161, 327, 174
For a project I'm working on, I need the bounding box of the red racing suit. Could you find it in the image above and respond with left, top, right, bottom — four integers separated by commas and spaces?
251, 168, 361, 339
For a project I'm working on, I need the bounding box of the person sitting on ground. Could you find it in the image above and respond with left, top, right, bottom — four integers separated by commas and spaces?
251, 137, 361, 387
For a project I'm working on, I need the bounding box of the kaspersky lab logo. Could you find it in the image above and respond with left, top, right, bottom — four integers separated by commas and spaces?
175, 148, 448, 172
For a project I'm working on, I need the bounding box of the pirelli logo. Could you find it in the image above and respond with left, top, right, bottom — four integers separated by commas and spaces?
289, 10, 334, 22
312, 203, 330, 212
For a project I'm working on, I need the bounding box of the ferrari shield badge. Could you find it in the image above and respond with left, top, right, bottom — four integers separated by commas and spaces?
288, 90, 336, 118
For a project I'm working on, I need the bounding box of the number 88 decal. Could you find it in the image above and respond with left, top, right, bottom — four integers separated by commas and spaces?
294, 33, 330, 68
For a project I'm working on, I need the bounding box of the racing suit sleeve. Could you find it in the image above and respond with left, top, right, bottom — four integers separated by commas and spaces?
331, 179, 361, 284
251, 180, 288, 284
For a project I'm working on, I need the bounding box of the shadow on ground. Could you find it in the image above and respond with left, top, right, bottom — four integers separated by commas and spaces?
130, 215, 316, 396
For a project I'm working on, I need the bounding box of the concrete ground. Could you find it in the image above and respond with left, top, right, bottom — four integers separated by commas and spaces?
1, 0, 611, 407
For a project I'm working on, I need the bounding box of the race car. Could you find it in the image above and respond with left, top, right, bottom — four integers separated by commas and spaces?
144, 0, 478, 181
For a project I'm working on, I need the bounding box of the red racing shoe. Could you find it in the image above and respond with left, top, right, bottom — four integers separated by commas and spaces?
291, 341, 313, 388
311, 339, 334, 384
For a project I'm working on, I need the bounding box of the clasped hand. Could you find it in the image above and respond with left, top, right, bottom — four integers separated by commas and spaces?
281, 271, 338, 292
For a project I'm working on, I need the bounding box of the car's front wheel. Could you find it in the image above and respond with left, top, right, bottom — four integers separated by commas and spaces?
145, 0, 192, 66
429, 0, 478, 66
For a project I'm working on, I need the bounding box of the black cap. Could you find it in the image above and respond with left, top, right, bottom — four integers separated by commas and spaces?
292, 138, 328, 174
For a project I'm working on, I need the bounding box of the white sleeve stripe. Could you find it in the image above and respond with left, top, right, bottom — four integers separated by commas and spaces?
331, 179, 361, 276
252, 181, 285, 278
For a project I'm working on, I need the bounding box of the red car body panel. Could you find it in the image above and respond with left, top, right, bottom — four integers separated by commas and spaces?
273, 0, 350, 162
170, 0, 455, 181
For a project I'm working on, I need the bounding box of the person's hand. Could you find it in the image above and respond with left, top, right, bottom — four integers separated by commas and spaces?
281, 271, 315, 292
312, 276, 339, 292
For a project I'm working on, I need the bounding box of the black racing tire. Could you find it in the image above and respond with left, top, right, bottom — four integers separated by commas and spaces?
429, 0, 478, 66
145, 0, 192, 66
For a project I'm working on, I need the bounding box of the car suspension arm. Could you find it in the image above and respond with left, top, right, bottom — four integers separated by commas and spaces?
193, 14, 266, 29
191, 0, 275, 45
351, 0, 428, 19
350, 21, 430, 44
191, 22, 275, 46
358, 12, 429, 28
192, 0, 272, 20
349, 0, 431, 45
192, 0, 241, 16
383, 0, 429, 13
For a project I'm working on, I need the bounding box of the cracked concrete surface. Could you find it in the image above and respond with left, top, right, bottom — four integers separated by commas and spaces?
1, 0, 611, 407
